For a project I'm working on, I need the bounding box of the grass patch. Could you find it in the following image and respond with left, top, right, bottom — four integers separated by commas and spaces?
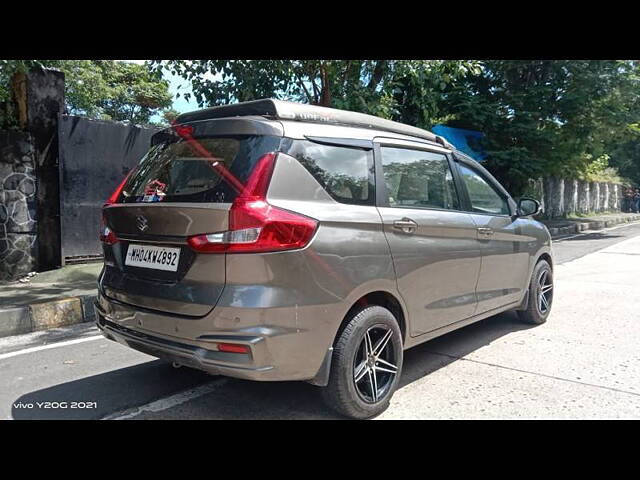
567, 211, 622, 219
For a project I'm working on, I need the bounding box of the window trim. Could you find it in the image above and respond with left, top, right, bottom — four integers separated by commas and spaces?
281, 137, 376, 207
453, 156, 514, 217
304, 135, 374, 150
373, 140, 463, 213
373, 136, 449, 153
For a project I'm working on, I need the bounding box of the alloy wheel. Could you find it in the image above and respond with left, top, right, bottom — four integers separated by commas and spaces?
352, 326, 398, 404
537, 270, 553, 315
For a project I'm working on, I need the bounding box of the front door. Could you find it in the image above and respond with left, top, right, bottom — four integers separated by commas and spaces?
375, 140, 482, 337
455, 161, 531, 314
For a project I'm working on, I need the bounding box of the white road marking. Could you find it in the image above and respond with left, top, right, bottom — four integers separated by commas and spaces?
553, 220, 640, 243
0, 335, 104, 361
102, 379, 228, 420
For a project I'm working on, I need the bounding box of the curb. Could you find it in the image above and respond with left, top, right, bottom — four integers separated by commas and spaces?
546, 215, 640, 239
0, 294, 97, 339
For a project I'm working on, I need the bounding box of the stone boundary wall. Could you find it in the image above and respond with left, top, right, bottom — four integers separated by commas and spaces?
532, 177, 624, 219
0, 130, 38, 281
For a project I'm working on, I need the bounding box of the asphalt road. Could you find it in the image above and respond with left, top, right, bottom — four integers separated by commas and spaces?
551, 221, 640, 265
3, 221, 640, 420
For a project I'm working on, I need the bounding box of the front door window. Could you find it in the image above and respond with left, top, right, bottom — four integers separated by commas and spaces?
458, 164, 509, 215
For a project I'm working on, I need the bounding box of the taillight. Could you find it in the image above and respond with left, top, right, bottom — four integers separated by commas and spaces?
100, 171, 131, 245
99, 224, 119, 245
187, 153, 318, 254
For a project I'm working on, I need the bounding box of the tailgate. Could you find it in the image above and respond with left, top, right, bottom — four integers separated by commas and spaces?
99, 123, 282, 316
101, 204, 229, 316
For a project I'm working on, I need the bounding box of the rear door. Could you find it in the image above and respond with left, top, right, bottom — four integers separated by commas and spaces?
101, 119, 282, 316
375, 138, 481, 337
453, 156, 531, 314
102, 203, 229, 316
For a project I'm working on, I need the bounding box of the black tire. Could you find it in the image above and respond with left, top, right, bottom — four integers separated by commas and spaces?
518, 260, 554, 325
321, 305, 403, 419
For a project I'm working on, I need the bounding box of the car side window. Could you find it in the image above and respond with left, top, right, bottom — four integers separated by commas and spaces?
284, 139, 374, 206
380, 146, 460, 210
457, 163, 510, 215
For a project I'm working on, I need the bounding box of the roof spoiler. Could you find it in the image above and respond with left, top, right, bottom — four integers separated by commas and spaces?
175, 99, 447, 146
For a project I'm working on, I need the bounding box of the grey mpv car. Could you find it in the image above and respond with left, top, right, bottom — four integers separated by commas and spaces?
96, 99, 553, 419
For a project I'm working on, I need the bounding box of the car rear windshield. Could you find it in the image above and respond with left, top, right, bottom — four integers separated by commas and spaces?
119, 134, 281, 204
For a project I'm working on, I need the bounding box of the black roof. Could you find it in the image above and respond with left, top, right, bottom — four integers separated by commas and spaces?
175, 99, 452, 148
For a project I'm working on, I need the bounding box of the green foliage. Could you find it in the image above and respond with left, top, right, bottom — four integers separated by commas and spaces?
1, 60, 173, 126
579, 154, 625, 183
608, 129, 640, 186
0, 60, 43, 99
0, 60, 47, 128
443, 60, 640, 193
150, 60, 481, 121
97, 61, 172, 124
159, 108, 180, 126
6, 59, 640, 194
156, 59, 640, 195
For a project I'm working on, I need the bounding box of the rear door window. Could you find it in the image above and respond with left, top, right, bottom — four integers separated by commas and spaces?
283, 139, 374, 205
120, 135, 281, 204
380, 147, 460, 210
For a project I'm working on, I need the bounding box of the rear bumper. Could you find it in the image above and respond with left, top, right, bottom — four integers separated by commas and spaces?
95, 299, 281, 381
96, 311, 275, 382
94, 292, 332, 383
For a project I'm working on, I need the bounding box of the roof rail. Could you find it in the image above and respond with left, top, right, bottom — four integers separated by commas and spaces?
435, 135, 453, 149
175, 98, 444, 145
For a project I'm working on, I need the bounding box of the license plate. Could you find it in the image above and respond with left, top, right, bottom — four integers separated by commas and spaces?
125, 244, 181, 272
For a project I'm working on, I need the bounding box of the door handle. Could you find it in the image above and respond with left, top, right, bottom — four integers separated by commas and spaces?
477, 227, 494, 238
393, 218, 418, 233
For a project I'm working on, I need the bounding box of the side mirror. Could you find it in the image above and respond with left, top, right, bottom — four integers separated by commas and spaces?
517, 197, 542, 217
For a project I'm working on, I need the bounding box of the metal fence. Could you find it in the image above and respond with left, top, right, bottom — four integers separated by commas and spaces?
58, 115, 160, 261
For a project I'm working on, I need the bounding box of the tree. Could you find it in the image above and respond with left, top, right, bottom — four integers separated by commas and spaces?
0, 60, 45, 128
154, 60, 640, 196
96, 61, 172, 124
150, 60, 480, 122
443, 60, 640, 193
1, 60, 173, 126
609, 130, 640, 185
159, 107, 181, 126
151, 60, 378, 108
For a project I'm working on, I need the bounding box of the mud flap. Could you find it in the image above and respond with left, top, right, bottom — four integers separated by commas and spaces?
307, 347, 333, 387
515, 290, 529, 311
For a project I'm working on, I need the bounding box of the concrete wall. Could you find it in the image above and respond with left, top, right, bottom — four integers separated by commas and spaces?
26, 68, 65, 271
58, 115, 159, 259
538, 176, 624, 219
0, 130, 38, 281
